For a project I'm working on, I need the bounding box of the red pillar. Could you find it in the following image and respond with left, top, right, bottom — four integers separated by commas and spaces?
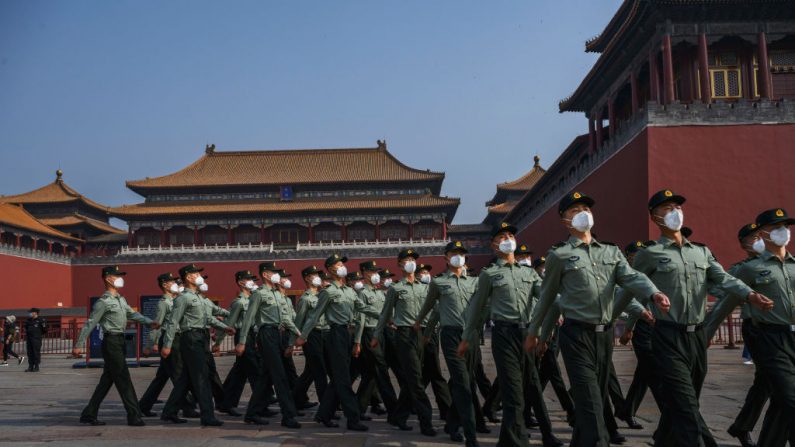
442, 221, 447, 240
662, 34, 676, 104
48, 241, 53, 253
607, 97, 616, 139
758, 31, 773, 99
595, 109, 604, 150
698, 33, 712, 104
159, 229, 166, 246
15, 234, 21, 248
31, 239, 37, 251
260, 224, 267, 244
193, 227, 200, 245
127, 230, 134, 247
407, 222, 414, 241
649, 47, 660, 103
227, 227, 234, 244
62, 245, 67, 255
630, 71, 639, 114
588, 117, 596, 153
307, 223, 313, 243
341, 224, 347, 242
375, 222, 381, 241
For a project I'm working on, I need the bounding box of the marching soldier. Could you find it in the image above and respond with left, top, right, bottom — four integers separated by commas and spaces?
139, 273, 197, 418
619, 190, 772, 446
702, 224, 768, 447
73, 265, 159, 426
354, 261, 398, 419
526, 192, 669, 447
417, 263, 453, 422
159, 264, 234, 427
236, 261, 302, 429
729, 208, 795, 446
275, 270, 300, 397
294, 254, 373, 431
196, 277, 233, 415
459, 224, 562, 447
292, 266, 329, 410
415, 241, 480, 446
372, 249, 437, 436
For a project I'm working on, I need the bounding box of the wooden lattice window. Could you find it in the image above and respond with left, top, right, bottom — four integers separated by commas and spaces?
709, 52, 742, 99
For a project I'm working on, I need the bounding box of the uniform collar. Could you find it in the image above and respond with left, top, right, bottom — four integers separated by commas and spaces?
760, 250, 795, 263
102, 291, 120, 299
444, 269, 465, 279
658, 235, 693, 247
567, 235, 602, 248
495, 258, 518, 267
399, 277, 420, 285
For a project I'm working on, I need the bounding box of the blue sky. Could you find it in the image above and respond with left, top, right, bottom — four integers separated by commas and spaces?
0, 1, 620, 225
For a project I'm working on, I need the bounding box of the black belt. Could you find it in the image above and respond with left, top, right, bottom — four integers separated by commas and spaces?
655, 319, 704, 333
564, 319, 612, 332
493, 320, 528, 329
104, 332, 124, 337
184, 328, 204, 333
751, 321, 795, 332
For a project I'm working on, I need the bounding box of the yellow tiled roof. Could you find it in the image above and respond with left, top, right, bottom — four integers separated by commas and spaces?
39, 214, 125, 235
0, 170, 109, 214
0, 203, 83, 242
126, 145, 445, 190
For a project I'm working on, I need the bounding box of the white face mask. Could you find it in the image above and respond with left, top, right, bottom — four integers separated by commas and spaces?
570, 211, 594, 232
178, 286, 185, 293
752, 238, 766, 254
662, 209, 684, 232
403, 261, 417, 274
769, 227, 791, 247
310, 276, 322, 287
282, 279, 292, 289
169, 283, 180, 293
449, 254, 466, 268
199, 283, 209, 293
498, 238, 516, 254
245, 280, 258, 291
335, 266, 348, 278
383, 278, 393, 288
419, 274, 431, 284
518, 258, 532, 267
269, 273, 281, 284
354, 281, 364, 291
370, 273, 381, 284
112, 277, 125, 289
193, 275, 205, 286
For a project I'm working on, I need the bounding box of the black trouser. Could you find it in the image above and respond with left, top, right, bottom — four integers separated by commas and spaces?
316, 324, 360, 424
747, 323, 795, 447
729, 320, 770, 435
440, 326, 477, 442
139, 333, 195, 414
620, 320, 661, 420
292, 329, 328, 407
391, 326, 434, 429
162, 329, 216, 424
357, 327, 397, 414
26, 336, 41, 367
420, 327, 452, 420
538, 340, 575, 418
222, 330, 263, 411
252, 325, 297, 422
201, 330, 225, 408
651, 321, 715, 447
281, 331, 299, 393
3, 340, 19, 361
558, 320, 613, 447
490, 322, 533, 446
81, 333, 142, 422
603, 360, 622, 433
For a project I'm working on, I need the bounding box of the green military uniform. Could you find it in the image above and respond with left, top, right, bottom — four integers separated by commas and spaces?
76, 267, 154, 425
298, 257, 378, 428
530, 234, 659, 447
292, 282, 329, 408
160, 269, 230, 426
374, 255, 435, 433
732, 229, 795, 446
217, 291, 259, 411
139, 284, 196, 416
465, 245, 558, 447
628, 232, 753, 447
354, 263, 398, 416
238, 264, 301, 426
417, 248, 479, 445
199, 295, 228, 407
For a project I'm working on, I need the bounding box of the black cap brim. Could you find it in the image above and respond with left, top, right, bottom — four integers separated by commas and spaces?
560, 197, 595, 215
649, 195, 686, 212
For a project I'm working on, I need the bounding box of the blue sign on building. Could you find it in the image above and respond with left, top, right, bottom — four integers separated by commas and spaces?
280, 185, 294, 201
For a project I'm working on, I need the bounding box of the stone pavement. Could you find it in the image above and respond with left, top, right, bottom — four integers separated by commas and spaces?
0, 342, 763, 446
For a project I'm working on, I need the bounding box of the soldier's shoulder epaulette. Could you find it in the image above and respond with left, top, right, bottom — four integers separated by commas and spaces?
551, 241, 567, 249
691, 241, 707, 247
732, 257, 754, 268
434, 272, 444, 278
599, 241, 617, 246
644, 240, 657, 246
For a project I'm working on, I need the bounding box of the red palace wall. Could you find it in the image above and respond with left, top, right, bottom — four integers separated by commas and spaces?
516, 124, 795, 266
0, 253, 73, 309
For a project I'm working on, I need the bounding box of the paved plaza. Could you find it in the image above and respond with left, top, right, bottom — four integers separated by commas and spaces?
0, 342, 761, 446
